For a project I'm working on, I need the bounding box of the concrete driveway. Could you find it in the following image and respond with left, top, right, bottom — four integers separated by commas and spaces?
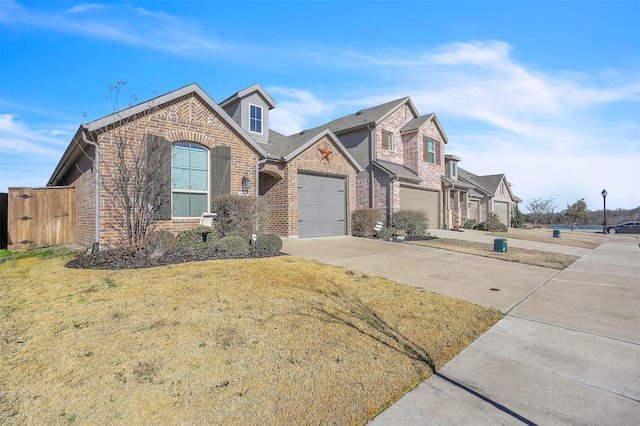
282, 234, 640, 425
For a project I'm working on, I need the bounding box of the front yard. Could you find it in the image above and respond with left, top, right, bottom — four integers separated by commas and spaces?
0, 248, 502, 425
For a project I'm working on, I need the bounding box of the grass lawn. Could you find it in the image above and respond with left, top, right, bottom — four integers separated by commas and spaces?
488, 228, 605, 249
0, 247, 502, 425
407, 239, 579, 269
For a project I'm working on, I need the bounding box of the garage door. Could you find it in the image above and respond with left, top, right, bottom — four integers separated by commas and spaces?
399, 186, 440, 229
494, 202, 509, 226
298, 173, 347, 238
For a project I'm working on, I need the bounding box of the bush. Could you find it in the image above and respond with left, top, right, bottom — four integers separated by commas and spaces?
215, 235, 250, 256
511, 206, 526, 228
351, 208, 383, 237
142, 230, 176, 253
226, 229, 251, 242
376, 227, 396, 241
478, 213, 508, 232
391, 209, 429, 236
176, 226, 218, 249
212, 194, 266, 237
255, 234, 283, 254
463, 219, 478, 229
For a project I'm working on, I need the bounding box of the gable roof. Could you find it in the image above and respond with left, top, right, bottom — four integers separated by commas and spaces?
301, 97, 418, 136
48, 83, 269, 185
373, 160, 421, 182
219, 83, 276, 110
400, 113, 449, 144
458, 167, 519, 201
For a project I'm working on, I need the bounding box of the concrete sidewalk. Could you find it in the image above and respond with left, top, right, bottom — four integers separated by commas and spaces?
368, 236, 640, 425
282, 234, 640, 425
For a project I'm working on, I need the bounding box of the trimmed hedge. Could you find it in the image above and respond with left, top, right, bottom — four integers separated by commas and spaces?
176, 226, 218, 249
142, 230, 176, 252
463, 219, 478, 229
255, 234, 283, 254
351, 208, 383, 237
215, 235, 250, 256
477, 213, 508, 232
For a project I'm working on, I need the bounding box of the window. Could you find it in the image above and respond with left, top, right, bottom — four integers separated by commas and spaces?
172, 142, 209, 217
250, 104, 262, 134
424, 138, 435, 163
452, 162, 457, 177
387, 131, 394, 151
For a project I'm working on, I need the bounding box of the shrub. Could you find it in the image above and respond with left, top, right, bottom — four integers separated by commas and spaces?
255, 234, 283, 254
215, 235, 250, 256
376, 227, 396, 241
142, 230, 176, 253
478, 213, 508, 232
463, 219, 478, 230
176, 226, 218, 249
351, 208, 383, 237
511, 206, 526, 229
212, 194, 266, 237
226, 229, 251, 242
391, 209, 429, 236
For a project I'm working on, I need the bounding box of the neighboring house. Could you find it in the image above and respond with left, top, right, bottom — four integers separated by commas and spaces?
457, 167, 520, 227
295, 97, 449, 229
48, 83, 362, 248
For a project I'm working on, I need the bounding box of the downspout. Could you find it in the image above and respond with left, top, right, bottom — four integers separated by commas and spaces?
81, 129, 100, 254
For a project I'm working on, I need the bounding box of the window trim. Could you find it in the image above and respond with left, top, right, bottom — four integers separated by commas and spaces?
387, 131, 394, 151
451, 162, 457, 177
426, 138, 435, 164
249, 103, 263, 134
171, 142, 210, 219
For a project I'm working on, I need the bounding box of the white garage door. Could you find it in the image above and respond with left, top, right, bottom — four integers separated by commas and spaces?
399, 186, 440, 229
494, 202, 509, 226
298, 173, 347, 238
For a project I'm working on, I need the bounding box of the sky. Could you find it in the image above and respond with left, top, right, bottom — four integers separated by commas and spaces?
1, 0, 639, 212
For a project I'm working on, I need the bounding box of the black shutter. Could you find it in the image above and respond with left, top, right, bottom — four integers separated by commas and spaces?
436, 140, 441, 166
381, 129, 388, 150
146, 134, 171, 220
211, 146, 231, 206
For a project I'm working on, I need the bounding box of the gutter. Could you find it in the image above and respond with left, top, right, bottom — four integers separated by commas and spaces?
81, 129, 100, 254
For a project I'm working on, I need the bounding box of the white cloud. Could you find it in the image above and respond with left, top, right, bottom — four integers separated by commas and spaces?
267, 87, 335, 135
67, 3, 106, 13
0, 114, 71, 156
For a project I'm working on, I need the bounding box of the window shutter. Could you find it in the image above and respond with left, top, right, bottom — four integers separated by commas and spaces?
211, 146, 231, 205
422, 136, 428, 162
381, 129, 388, 150
436, 141, 441, 165
146, 134, 171, 220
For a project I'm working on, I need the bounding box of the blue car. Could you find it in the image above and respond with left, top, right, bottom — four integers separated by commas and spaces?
605, 222, 640, 234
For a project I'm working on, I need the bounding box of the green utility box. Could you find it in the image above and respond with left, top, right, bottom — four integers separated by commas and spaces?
493, 238, 508, 252
553, 229, 561, 238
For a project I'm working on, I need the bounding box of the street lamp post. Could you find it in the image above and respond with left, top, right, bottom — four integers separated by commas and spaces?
601, 189, 608, 234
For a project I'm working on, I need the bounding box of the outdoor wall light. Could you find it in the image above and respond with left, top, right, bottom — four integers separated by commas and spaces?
242, 175, 251, 193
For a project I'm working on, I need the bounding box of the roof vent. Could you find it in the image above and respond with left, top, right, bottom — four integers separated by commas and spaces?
355, 109, 365, 115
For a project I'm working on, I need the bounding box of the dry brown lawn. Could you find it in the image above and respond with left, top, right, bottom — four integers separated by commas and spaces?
0, 248, 502, 425
408, 239, 579, 269
489, 228, 605, 249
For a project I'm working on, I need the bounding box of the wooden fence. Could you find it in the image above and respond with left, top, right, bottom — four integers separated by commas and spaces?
7, 187, 75, 250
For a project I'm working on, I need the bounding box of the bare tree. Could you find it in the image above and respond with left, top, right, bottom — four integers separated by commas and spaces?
96, 81, 170, 250
525, 195, 557, 224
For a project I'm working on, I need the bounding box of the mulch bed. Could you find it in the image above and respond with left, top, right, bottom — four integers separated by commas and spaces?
66, 247, 283, 270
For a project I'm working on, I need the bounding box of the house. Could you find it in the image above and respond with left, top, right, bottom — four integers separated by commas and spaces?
456, 167, 520, 226
47, 83, 362, 249
295, 97, 449, 229
46, 82, 519, 250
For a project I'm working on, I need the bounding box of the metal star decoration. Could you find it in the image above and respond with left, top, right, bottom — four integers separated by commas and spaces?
318, 146, 332, 162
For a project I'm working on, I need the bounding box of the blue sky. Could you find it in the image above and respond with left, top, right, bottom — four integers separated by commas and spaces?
1, 0, 639, 212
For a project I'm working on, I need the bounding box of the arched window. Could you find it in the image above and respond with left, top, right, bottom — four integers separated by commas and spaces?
172, 142, 209, 217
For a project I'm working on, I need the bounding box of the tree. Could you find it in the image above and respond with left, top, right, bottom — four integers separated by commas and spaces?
92, 81, 169, 250
566, 198, 589, 227
525, 196, 557, 224
511, 204, 526, 228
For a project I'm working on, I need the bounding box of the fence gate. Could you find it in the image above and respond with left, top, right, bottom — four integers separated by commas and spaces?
8, 187, 75, 250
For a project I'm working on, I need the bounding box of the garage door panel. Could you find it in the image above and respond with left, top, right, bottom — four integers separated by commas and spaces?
495, 202, 509, 226
399, 186, 439, 229
298, 173, 347, 238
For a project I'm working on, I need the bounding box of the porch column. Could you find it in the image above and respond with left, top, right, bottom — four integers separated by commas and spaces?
462, 192, 469, 223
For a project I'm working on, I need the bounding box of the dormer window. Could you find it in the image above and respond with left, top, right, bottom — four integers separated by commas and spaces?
250, 104, 262, 134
